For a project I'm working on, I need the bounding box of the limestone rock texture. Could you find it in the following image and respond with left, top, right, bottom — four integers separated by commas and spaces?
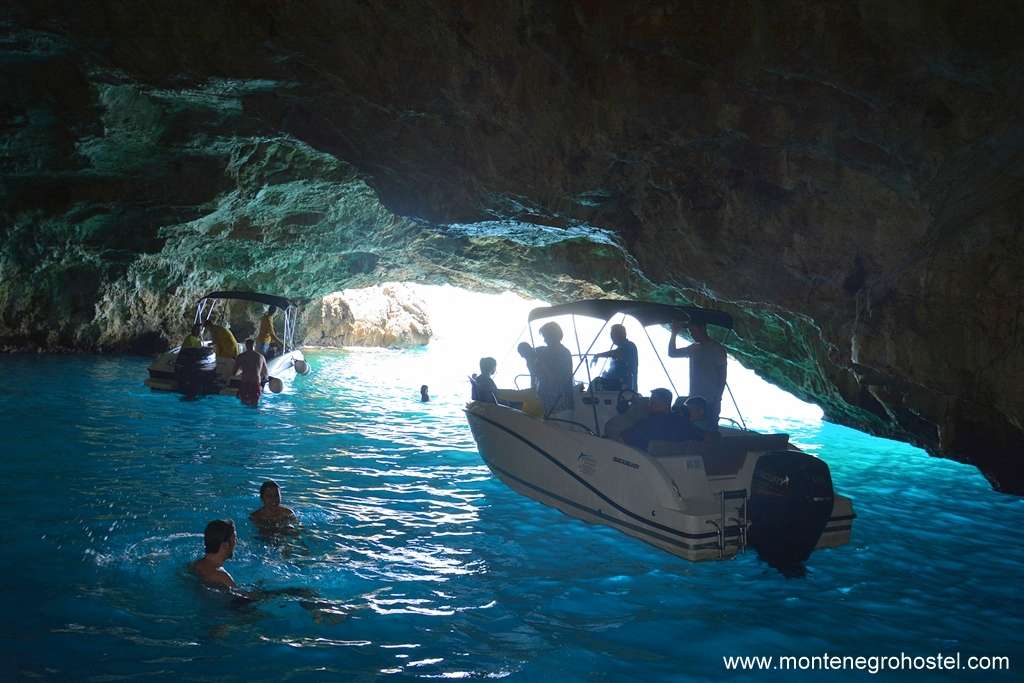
302, 284, 431, 349
1, 1, 1022, 493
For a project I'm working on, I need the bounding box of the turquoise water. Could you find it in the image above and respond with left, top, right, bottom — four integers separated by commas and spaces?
1, 350, 1021, 681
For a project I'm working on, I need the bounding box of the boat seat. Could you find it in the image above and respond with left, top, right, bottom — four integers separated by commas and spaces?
603, 397, 649, 439
647, 433, 789, 477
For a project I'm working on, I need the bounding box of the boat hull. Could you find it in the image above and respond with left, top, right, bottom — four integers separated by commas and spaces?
144, 347, 305, 397
466, 401, 854, 563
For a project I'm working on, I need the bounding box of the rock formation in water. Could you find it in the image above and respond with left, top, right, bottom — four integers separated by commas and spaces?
301, 284, 431, 348
1, 2, 1022, 493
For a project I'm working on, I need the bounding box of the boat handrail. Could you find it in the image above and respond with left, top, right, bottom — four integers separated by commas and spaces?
718, 417, 747, 431
544, 417, 597, 436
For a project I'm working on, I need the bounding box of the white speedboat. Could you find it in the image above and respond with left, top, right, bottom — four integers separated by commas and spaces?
145, 290, 309, 397
465, 300, 854, 568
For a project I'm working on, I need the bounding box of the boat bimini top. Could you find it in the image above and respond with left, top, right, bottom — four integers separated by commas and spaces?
524, 298, 743, 429
193, 290, 301, 353
528, 299, 733, 329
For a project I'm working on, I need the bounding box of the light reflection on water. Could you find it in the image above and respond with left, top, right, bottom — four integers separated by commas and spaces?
0, 351, 1021, 681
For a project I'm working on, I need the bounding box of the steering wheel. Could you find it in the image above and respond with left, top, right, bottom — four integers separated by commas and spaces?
616, 389, 638, 415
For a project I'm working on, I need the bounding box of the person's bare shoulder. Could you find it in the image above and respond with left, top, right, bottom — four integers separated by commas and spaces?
191, 559, 236, 589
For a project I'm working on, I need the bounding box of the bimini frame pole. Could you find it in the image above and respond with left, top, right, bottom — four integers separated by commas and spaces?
572, 317, 611, 378
643, 325, 679, 397
572, 314, 602, 433
725, 382, 747, 430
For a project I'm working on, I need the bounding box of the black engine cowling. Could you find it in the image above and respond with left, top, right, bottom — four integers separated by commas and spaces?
748, 450, 835, 572
174, 346, 218, 397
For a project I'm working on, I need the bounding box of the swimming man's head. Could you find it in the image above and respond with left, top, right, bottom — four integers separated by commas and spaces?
203, 519, 236, 558
259, 480, 282, 507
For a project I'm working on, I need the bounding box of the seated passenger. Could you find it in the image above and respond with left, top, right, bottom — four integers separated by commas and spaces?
533, 322, 574, 415
684, 395, 716, 432
471, 357, 499, 403
621, 388, 705, 451
205, 318, 239, 359
182, 324, 203, 349
589, 324, 638, 391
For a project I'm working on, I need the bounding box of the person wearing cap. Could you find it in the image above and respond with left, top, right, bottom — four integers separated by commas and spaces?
668, 322, 727, 427
533, 321, 574, 414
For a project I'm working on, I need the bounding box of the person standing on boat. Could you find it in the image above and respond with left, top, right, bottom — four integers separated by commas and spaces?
205, 318, 239, 360
258, 306, 283, 358
517, 342, 539, 390
182, 324, 203, 349
233, 338, 268, 406
533, 322, 574, 415
589, 323, 638, 391
668, 322, 727, 426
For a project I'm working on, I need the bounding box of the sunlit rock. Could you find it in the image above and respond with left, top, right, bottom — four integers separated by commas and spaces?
301, 284, 431, 349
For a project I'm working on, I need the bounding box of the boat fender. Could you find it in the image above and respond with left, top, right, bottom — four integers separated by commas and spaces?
294, 359, 310, 375
268, 377, 284, 393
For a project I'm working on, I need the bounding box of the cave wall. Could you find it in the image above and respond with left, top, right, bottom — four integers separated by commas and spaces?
1, 1, 1022, 492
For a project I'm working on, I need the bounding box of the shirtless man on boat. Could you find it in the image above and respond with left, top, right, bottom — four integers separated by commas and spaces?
232, 338, 268, 406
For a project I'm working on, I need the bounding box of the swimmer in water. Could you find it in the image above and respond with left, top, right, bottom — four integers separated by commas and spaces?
190, 519, 238, 589
189, 518, 345, 623
249, 480, 297, 528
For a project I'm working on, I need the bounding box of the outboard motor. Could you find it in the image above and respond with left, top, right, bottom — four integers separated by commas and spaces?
174, 346, 217, 398
748, 450, 834, 573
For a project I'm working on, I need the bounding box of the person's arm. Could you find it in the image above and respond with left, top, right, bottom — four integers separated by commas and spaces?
260, 358, 269, 383
667, 325, 694, 358
232, 358, 240, 376
590, 347, 622, 363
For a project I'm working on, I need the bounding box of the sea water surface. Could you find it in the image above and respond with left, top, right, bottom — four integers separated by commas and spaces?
1, 350, 1021, 681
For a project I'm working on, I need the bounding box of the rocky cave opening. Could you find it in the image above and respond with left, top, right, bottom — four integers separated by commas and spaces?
2, 2, 1022, 493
